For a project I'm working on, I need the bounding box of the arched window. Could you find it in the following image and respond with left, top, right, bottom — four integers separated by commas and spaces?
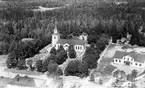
116, 60, 118, 62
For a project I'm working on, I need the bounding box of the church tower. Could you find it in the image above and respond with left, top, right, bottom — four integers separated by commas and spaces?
52, 26, 60, 47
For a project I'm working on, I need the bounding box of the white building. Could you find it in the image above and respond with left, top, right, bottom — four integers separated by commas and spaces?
113, 51, 145, 68
7, 75, 46, 88
52, 26, 88, 53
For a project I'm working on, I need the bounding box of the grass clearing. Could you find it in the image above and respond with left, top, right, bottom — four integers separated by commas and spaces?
96, 43, 119, 76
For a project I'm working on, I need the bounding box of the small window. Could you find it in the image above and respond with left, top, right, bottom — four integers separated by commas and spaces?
119, 60, 121, 62
140, 64, 142, 66
54, 36, 56, 39
128, 58, 129, 60
116, 60, 118, 62
136, 63, 138, 66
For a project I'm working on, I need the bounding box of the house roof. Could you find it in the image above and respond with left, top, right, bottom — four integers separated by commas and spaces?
8, 75, 46, 87
8, 75, 36, 87
113, 51, 145, 63
56, 39, 86, 45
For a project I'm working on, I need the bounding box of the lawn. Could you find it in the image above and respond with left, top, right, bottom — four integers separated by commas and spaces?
96, 43, 120, 76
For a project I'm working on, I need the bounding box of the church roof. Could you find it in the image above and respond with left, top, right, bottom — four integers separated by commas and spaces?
113, 51, 145, 63
56, 39, 86, 45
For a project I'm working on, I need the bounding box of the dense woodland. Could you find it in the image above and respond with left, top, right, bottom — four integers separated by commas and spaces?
1, 0, 145, 76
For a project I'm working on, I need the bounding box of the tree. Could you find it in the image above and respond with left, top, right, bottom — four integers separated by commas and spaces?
35, 60, 43, 72
26, 59, 33, 71
68, 45, 76, 58
56, 67, 63, 76
8, 40, 17, 53
57, 45, 65, 53
82, 54, 98, 69
99, 78, 103, 85
55, 50, 67, 65
89, 73, 95, 82
85, 47, 96, 55
113, 70, 120, 78
41, 59, 49, 73
50, 47, 57, 55
0, 42, 9, 54
64, 60, 80, 76
6, 52, 17, 68
17, 59, 27, 70
78, 61, 89, 77
96, 34, 109, 51
47, 60, 58, 76
131, 69, 138, 81
127, 74, 133, 81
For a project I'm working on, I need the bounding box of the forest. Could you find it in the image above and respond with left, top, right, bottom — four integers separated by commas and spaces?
0, 0, 145, 74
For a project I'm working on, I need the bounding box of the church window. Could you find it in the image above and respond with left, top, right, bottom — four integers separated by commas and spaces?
140, 64, 142, 66
116, 60, 118, 62
136, 63, 138, 66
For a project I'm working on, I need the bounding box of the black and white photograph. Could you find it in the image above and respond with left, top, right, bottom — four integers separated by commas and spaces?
0, 0, 144, 88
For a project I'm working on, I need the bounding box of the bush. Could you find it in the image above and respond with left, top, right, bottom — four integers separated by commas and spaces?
35, 60, 43, 72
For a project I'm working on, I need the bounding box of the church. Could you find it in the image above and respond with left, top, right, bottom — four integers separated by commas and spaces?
52, 26, 89, 53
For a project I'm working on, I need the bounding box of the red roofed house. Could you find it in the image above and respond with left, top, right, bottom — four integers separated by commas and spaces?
113, 51, 145, 68
52, 26, 89, 53
7, 75, 46, 88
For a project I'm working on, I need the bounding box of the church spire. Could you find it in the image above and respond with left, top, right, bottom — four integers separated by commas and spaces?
53, 19, 59, 34
54, 25, 58, 34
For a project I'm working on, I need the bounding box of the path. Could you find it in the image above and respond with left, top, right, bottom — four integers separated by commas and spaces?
97, 39, 112, 64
